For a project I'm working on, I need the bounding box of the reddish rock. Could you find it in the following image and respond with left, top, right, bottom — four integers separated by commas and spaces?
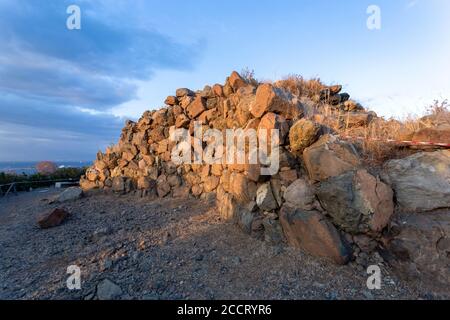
227, 71, 247, 92
164, 96, 178, 106
250, 83, 293, 118
303, 134, 361, 182
37, 208, 69, 229
280, 206, 352, 265
186, 96, 207, 119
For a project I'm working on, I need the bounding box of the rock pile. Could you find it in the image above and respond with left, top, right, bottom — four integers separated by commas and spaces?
80, 71, 449, 285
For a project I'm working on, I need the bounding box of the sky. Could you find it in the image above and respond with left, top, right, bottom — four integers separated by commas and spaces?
0, 0, 449, 161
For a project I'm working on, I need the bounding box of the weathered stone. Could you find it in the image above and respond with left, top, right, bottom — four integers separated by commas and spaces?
229, 172, 256, 204
175, 114, 190, 128
317, 169, 394, 234
262, 217, 285, 245
176, 88, 194, 98
279, 169, 297, 185
191, 184, 203, 197
97, 279, 123, 300
289, 119, 321, 155
57, 187, 83, 203
250, 83, 293, 118
237, 209, 257, 235
80, 178, 98, 191
164, 95, 178, 106
217, 191, 239, 221
258, 112, 289, 145
186, 96, 207, 119
256, 182, 279, 211
167, 175, 181, 188
303, 134, 361, 182
137, 177, 153, 190
283, 178, 316, 211
381, 150, 450, 212
112, 176, 126, 193
172, 185, 190, 199
280, 206, 352, 265
227, 71, 247, 92
385, 212, 450, 286
212, 84, 224, 97
203, 176, 220, 193
37, 208, 69, 229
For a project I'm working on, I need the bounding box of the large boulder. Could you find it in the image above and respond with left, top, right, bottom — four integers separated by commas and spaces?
381, 150, 450, 212
303, 134, 361, 182
249, 83, 293, 118
385, 212, 450, 286
280, 206, 352, 265
289, 119, 321, 156
316, 169, 394, 234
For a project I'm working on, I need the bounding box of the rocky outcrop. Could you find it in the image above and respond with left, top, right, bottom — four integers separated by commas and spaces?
381, 150, 450, 212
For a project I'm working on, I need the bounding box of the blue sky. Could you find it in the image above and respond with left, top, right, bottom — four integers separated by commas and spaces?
0, 0, 449, 161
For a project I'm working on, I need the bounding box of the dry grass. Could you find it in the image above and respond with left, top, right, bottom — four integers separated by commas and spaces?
345, 100, 450, 166
276, 74, 326, 99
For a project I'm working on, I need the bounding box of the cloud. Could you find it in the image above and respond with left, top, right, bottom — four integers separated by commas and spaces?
0, 0, 204, 161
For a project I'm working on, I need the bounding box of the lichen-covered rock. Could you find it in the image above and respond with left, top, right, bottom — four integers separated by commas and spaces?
289, 119, 321, 155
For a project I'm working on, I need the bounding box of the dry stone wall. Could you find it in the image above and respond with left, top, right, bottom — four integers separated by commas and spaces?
80, 71, 449, 285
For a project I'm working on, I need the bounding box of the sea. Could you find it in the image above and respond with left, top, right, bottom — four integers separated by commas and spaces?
0, 161, 92, 175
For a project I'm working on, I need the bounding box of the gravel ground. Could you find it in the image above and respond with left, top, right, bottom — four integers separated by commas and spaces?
0, 188, 446, 300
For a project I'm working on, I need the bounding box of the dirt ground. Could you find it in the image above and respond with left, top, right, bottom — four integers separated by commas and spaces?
0, 188, 447, 300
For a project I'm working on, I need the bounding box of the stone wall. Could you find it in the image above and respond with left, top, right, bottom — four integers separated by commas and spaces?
80, 71, 449, 285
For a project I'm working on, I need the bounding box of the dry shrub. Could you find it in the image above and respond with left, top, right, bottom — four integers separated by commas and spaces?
276, 74, 325, 99
240, 67, 259, 87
